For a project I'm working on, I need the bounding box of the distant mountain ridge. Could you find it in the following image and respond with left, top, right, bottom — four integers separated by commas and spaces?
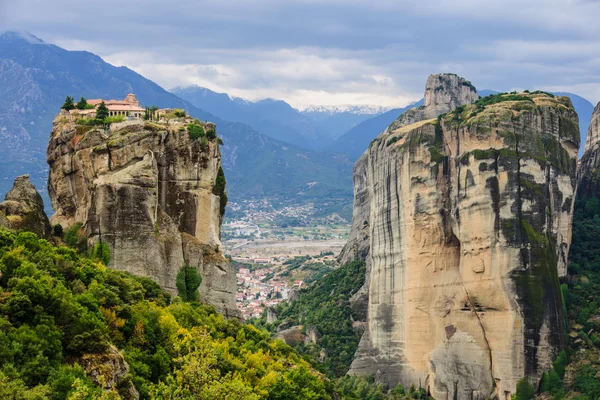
0, 31, 353, 212
324, 100, 424, 160
298, 104, 392, 114
171, 85, 383, 150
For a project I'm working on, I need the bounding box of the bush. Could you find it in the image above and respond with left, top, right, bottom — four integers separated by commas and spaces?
173, 109, 186, 118
52, 224, 63, 237
187, 123, 205, 140
176, 265, 202, 302
91, 242, 110, 265
206, 129, 217, 140
64, 223, 87, 253
75, 118, 101, 126
103, 115, 125, 124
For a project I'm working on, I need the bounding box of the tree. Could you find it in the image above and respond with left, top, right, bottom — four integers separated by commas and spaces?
515, 378, 535, 400
176, 265, 202, 302
172, 109, 186, 118
61, 96, 75, 111
187, 123, 205, 140
96, 101, 109, 120
76, 97, 89, 110
149, 106, 159, 121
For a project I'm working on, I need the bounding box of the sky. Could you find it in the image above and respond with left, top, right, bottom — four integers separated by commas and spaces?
2, 0, 600, 108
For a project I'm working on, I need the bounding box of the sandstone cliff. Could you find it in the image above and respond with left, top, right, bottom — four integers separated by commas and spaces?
577, 101, 600, 198
47, 114, 238, 318
345, 75, 578, 399
0, 174, 51, 238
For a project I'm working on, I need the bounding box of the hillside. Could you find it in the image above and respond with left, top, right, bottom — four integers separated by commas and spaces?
253, 261, 366, 378
0, 228, 337, 399
0, 32, 353, 211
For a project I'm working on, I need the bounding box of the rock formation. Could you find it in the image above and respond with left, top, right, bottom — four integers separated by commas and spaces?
0, 174, 52, 238
47, 114, 238, 318
577, 101, 600, 198
80, 345, 139, 399
344, 74, 578, 399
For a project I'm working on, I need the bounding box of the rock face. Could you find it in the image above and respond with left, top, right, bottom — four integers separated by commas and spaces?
345, 75, 577, 399
80, 345, 139, 400
47, 115, 239, 318
577, 101, 600, 198
0, 175, 51, 237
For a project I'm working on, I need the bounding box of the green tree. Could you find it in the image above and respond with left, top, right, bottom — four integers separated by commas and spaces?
173, 109, 186, 118
176, 265, 202, 302
76, 97, 89, 110
96, 101, 109, 120
514, 378, 534, 400
149, 106, 159, 120
91, 242, 110, 265
187, 123, 205, 140
52, 224, 63, 236
61, 96, 75, 111
0, 370, 50, 400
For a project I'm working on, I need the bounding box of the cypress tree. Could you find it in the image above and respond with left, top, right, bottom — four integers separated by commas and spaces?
76, 97, 88, 110
61, 96, 75, 111
96, 101, 109, 120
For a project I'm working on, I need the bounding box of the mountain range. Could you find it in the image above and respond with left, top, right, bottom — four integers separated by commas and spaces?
0, 31, 595, 217
170, 85, 383, 150
0, 31, 354, 214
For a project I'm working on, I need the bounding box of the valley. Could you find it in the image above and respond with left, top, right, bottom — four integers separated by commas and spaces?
221, 198, 350, 319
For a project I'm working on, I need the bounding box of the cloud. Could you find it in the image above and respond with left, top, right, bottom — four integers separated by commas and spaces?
4, 0, 600, 106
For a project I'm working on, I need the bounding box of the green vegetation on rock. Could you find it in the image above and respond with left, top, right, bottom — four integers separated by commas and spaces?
175, 265, 202, 302
187, 122, 205, 140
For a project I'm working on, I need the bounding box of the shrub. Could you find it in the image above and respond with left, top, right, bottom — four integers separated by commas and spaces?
173, 109, 186, 118
206, 129, 217, 140
91, 242, 110, 265
103, 115, 125, 124
64, 223, 87, 253
176, 265, 202, 302
52, 224, 63, 236
187, 123, 205, 140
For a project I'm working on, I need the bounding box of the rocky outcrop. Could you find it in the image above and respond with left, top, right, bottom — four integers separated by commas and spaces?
0, 175, 51, 238
274, 326, 305, 347
47, 115, 238, 318
346, 75, 577, 399
339, 74, 480, 323
577, 102, 600, 198
80, 345, 139, 399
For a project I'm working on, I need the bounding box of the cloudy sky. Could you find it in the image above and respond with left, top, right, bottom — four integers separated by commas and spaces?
2, 0, 600, 108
